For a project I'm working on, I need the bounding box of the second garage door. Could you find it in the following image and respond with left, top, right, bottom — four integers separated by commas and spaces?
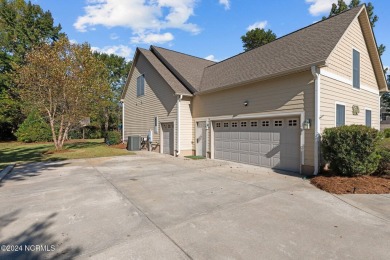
214, 118, 300, 172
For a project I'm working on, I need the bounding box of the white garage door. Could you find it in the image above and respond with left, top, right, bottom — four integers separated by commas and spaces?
214, 118, 300, 172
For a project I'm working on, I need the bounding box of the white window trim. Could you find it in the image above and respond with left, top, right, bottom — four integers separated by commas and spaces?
335, 102, 346, 127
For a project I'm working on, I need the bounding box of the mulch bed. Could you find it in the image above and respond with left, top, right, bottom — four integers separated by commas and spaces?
311, 175, 390, 194
110, 143, 127, 149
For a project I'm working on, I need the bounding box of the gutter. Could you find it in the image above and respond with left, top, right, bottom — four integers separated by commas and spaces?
120, 99, 125, 143
176, 95, 183, 156
311, 66, 321, 175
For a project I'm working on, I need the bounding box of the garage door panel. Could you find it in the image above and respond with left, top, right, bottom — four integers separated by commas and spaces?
260, 143, 271, 154
231, 132, 239, 139
223, 151, 231, 160
260, 132, 271, 141
261, 157, 272, 167
250, 132, 259, 141
223, 141, 231, 149
250, 143, 260, 153
240, 153, 250, 164
272, 132, 280, 142
231, 152, 239, 162
239, 132, 250, 140
214, 117, 300, 172
250, 155, 260, 165
240, 142, 250, 152
215, 140, 223, 150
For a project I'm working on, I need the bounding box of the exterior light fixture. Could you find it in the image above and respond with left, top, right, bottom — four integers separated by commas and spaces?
303, 119, 311, 130
244, 100, 249, 106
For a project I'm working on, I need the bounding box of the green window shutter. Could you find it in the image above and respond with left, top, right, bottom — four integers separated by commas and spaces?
353, 49, 360, 89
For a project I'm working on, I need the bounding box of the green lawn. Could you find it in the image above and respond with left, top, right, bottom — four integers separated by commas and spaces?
0, 139, 134, 171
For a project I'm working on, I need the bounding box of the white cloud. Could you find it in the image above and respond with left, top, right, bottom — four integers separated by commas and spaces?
69, 39, 78, 44
74, 0, 200, 36
110, 33, 119, 40
204, 54, 218, 62
91, 45, 133, 60
131, 32, 174, 44
247, 20, 268, 31
219, 0, 230, 10
305, 0, 352, 16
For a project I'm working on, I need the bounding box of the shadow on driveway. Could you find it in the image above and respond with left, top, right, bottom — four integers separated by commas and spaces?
0, 211, 82, 259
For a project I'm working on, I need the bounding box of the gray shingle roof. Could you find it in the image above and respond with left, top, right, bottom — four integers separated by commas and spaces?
199, 5, 363, 93
151, 46, 215, 93
138, 48, 192, 96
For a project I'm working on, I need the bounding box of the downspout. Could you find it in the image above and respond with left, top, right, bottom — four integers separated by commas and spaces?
120, 99, 125, 143
176, 95, 183, 156
311, 66, 321, 175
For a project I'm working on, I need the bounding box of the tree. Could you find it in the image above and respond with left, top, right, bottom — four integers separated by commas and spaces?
93, 52, 131, 135
15, 37, 110, 150
241, 28, 277, 52
323, 0, 385, 57
0, 0, 63, 140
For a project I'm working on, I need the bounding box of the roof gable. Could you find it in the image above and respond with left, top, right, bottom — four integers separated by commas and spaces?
121, 48, 191, 99
357, 8, 387, 91
151, 46, 215, 93
199, 5, 363, 93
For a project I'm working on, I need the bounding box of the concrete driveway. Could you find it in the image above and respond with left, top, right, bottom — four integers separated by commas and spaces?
0, 152, 389, 259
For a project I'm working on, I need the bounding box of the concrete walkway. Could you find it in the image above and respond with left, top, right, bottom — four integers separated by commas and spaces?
0, 152, 389, 259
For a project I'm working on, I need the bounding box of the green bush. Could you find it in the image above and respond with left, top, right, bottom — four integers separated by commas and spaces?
321, 125, 382, 176
16, 110, 52, 143
383, 128, 390, 138
105, 131, 121, 145
376, 139, 390, 176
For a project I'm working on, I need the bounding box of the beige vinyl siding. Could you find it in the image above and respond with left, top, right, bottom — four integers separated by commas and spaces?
326, 18, 378, 90
193, 71, 315, 167
320, 74, 379, 131
123, 54, 177, 151
180, 97, 194, 153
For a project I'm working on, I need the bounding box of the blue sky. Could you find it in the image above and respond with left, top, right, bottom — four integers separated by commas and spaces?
34, 0, 389, 71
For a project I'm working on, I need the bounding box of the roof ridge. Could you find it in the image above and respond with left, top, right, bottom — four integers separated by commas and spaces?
151, 45, 216, 63
205, 4, 365, 69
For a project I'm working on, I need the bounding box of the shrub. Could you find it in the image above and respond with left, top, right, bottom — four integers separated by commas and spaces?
105, 131, 121, 145
16, 110, 52, 143
383, 128, 390, 138
376, 139, 390, 176
321, 125, 382, 176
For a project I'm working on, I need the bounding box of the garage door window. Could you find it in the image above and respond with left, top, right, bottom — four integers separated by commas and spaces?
262, 120, 270, 127
216, 122, 221, 128
240, 122, 247, 127
224, 122, 229, 127
251, 121, 258, 127
288, 119, 298, 127
232, 122, 238, 127
274, 120, 283, 127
